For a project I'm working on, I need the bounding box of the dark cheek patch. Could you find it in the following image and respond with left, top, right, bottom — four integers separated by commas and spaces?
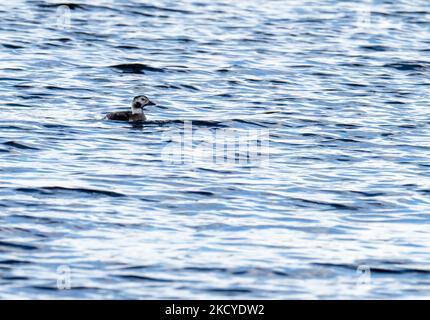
135, 102, 142, 108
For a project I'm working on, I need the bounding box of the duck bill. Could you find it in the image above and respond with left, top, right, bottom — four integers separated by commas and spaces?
147, 100, 156, 106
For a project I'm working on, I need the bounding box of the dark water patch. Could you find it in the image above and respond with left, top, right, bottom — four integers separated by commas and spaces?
119, 265, 154, 271
294, 198, 359, 211
141, 120, 227, 128
2, 43, 24, 49
3, 141, 39, 150
335, 123, 360, 129
0, 125, 30, 131
44, 187, 126, 198
350, 191, 386, 197
52, 3, 134, 15
116, 45, 140, 50
184, 266, 231, 273
189, 120, 228, 128
2, 276, 29, 281
206, 288, 252, 294
240, 37, 270, 44
233, 268, 289, 276
3, 103, 31, 108
38, 3, 85, 10
270, 79, 290, 84
345, 82, 367, 88
0, 259, 31, 265
183, 190, 215, 197
31, 285, 60, 291
16, 187, 126, 198
72, 31, 111, 39
214, 93, 233, 98
393, 10, 429, 16
386, 100, 406, 105
323, 137, 360, 144
110, 63, 165, 74
196, 167, 235, 174
311, 72, 337, 77
138, 197, 160, 203
339, 62, 367, 68
0, 77, 26, 82
154, 84, 181, 90
9, 214, 62, 227
384, 62, 428, 71
129, 10, 160, 18
0, 241, 38, 251
115, 274, 173, 282
184, 266, 288, 277
165, 65, 190, 70
301, 133, 319, 137
227, 119, 271, 128
181, 84, 200, 91
51, 37, 72, 43
13, 84, 33, 89
360, 45, 389, 52
246, 78, 263, 83
398, 124, 417, 129
18, 93, 54, 99
45, 85, 94, 92
335, 156, 354, 162
1, 67, 24, 72
314, 263, 430, 275
42, 123, 72, 129
290, 64, 313, 69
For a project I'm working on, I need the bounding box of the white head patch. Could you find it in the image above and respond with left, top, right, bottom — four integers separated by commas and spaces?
131, 96, 149, 114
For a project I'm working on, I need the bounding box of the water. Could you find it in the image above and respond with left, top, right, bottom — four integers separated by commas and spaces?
1, 0, 430, 299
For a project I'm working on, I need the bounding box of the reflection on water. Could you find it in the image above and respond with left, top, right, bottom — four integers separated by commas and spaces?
1, 0, 430, 299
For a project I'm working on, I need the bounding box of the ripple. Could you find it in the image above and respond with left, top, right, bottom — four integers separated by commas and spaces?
0, 241, 38, 251
16, 187, 126, 198
1, 43, 23, 49
114, 274, 174, 282
3, 141, 39, 150
110, 63, 165, 74
314, 263, 430, 275
384, 62, 429, 71
38, 3, 85, 10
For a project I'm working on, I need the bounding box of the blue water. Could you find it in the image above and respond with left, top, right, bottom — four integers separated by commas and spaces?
1, 0, 430, 299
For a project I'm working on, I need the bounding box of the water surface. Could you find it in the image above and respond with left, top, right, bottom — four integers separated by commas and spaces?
1, 0, 430, 299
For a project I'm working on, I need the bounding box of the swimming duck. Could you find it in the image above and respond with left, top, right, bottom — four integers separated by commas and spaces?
105, 95, 155, 122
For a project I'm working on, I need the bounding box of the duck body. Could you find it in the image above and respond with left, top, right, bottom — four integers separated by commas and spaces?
105, 111, 146, 122
105, 95, 154, 122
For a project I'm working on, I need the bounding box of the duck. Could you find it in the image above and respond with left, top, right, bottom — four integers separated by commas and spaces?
105, 95, 155, 122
